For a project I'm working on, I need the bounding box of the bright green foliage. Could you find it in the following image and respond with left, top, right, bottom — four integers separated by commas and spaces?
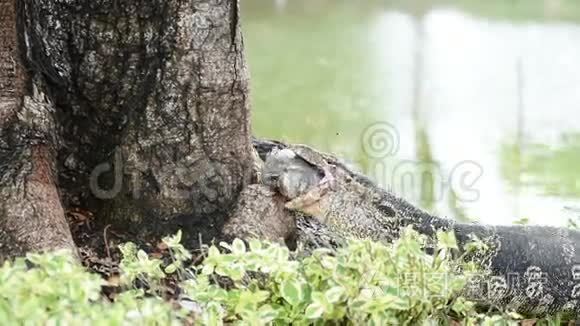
163, 230, 193, 276
184, 227, 516, 325
118, 242, 165, 288
0, 228, 566, 325
0, 250, 185, 325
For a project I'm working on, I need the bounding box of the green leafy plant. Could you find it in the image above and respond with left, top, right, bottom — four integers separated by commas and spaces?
0, 227, 569, 325
182, 227, 513, 325
0, 250, 185, 325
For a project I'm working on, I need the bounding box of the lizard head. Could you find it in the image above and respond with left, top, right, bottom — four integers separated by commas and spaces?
262, 148, 296, 189
260, 145, 338, 222
262, 147, 326, 199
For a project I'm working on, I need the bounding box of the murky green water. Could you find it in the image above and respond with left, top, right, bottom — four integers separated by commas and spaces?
243, 0, 580, 226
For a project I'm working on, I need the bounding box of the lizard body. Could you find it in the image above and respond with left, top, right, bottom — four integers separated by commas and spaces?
256, 139, 580, 316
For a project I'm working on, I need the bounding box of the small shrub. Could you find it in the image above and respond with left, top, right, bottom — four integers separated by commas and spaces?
0, 250, 186, 325
0, 227, 566, 325
183, 227, 515, 325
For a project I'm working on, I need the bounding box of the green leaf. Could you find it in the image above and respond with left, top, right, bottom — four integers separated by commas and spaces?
201, 264, 214, 275
163, 230, 183, 246
280, 279, 302, 306
258, 305, 278, 323
228, 263, 245, 281
203, 302, 224, 326
208, 245, 221, 258
436, 231, 459, 250
164, 264, 177, 274
248, 239, 262, 252
254, 290, 270, 303
304, 302, 325, 320
505, 311, 523, 320
324, 286, 344, 303
137, 250, 149, 261
232, 239, 247, 255
452, 297, 467, 314
174, 230, 182, 243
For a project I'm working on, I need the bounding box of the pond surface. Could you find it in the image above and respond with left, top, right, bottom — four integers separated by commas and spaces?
243, 0, 580, 226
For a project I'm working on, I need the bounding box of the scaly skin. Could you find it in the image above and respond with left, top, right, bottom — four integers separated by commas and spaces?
255, 139, 580, 317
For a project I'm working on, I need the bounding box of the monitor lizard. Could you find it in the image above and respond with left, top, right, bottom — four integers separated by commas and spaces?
256, 139, 580, 316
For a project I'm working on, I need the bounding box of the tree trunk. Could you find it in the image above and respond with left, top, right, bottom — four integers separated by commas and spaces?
0, 0, 75, 259
0, 0, 253, 259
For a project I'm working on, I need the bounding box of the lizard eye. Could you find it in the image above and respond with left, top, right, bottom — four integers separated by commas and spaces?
265, 174, 279, 183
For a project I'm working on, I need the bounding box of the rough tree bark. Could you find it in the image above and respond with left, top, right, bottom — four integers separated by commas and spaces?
0, 0, 75, 260
0, 0, 254, 259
